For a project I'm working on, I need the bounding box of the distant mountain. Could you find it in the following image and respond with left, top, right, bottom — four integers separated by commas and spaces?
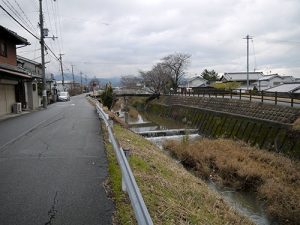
53, 73, 120, 87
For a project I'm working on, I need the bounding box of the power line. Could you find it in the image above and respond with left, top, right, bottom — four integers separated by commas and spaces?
13, 0, 37, 34
0, 4, 40, 40
2, 0, 35, 34
52, 0, 63, 53
1, 3, 61, 63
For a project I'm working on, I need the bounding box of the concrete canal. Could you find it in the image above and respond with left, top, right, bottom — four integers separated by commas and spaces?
116, 106, 274, 225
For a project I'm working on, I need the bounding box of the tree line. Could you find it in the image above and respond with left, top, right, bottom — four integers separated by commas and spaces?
121, 52, 221, 93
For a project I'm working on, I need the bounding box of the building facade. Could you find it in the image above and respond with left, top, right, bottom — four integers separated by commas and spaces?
0, 25, 30, 116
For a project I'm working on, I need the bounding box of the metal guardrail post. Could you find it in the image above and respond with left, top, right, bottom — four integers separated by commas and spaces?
249, 91, 252, 102
291, 97, 294, 107
95, 103, 153, 225
261, 91, 264, 103
239, 89, 241, 100
230, 89, 233, 99
275, 92, 278, 105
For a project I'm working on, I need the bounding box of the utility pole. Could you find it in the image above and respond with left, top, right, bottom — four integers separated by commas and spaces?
71, 64, 75, 90
59, 53, 65, 90
80, 71, 83, 93
243, 34, 252, 90
85, 75, 87, 92
39, 0, 47, 108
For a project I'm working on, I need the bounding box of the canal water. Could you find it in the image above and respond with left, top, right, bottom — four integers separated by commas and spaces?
121, 110, 274, 225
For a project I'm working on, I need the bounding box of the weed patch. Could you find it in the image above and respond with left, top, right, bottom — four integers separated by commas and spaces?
293, 116, 300, 130
112, 125, 253, 225
163, 138, 300, 224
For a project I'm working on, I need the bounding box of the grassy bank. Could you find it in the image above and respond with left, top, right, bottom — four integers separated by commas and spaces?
163, 138, 300, 225
109, 125, 253, 225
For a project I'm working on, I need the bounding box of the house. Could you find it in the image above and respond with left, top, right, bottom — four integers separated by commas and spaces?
252, 74, 297, 91
281, 76, 295, 83
220, 72, 264, 90
265, 82, 300, 97
253, 74, 283, 91
0, 25, 31, 116
45, 74, 58, 103
17, 55, 43, 109
179, 76, 208, 93
56, 80, 80, 92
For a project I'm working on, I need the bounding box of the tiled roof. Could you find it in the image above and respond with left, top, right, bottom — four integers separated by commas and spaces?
17, 55, 41, 66
258, 74, 281, 81
0, 63, 30, 78
0, 25, 30, 45
222, 72, 264, 81
265, 83, 300, 93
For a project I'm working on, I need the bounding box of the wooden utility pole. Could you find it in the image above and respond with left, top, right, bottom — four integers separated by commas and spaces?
39, 0, 47, 108
59, 53, 65, 90
80, 71, 83, 93
71, 64, 75, 90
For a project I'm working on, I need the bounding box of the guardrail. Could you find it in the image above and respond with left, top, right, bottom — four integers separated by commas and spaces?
171, 89, 300, 107
95, 102, 153, 225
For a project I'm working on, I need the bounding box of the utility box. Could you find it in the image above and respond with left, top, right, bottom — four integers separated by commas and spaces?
12, 102, 22, 114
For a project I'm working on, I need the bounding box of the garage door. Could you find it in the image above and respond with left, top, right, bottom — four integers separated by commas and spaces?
0, 84, 16, 116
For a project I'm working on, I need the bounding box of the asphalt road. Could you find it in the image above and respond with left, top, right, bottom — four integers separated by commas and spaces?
0, 95, 114, 225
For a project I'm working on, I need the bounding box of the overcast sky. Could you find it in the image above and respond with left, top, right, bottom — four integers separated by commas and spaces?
1, 0, 300, 78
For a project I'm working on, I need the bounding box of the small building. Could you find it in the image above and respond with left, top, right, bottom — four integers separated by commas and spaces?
281, 76, 295, 83
252, 74, 296, 91
179, 76, 208, 93
265, 82, 300, 98
17, 55, 43, 109
220, 72, 264, 90
0, 25, 30, 116
56, 80, 80, 92
253, 74, 283, 91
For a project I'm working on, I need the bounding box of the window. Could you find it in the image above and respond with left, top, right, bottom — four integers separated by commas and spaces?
0, 42, 8, 57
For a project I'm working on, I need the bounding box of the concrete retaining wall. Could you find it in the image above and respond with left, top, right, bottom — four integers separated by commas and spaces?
146, 96, 300, 159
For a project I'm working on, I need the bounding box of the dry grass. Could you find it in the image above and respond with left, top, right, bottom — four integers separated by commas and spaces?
112, 99, 122, 112
163, 138, 300, 225
128, 107, 139, 120
293, 116, 300, 130
113, 125, 253, 225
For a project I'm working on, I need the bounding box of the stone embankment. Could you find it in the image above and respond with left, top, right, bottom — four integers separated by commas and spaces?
147, 96, 300, 158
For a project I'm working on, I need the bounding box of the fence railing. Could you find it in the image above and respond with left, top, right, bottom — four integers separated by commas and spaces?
95, 102, 153, 225
171, 89, 300, 107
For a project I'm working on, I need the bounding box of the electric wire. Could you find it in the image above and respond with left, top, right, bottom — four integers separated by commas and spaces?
13, 0, 37, 34
1, 0, 35, 34
1, 0, 68, 77
0, 4, 40, 40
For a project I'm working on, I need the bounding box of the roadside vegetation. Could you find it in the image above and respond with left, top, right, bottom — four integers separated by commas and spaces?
102, 126, 137, 225
163, 138, 300, 225
107, 124, 253, 225
128, 107, 139, 120
292, 116, 300, 130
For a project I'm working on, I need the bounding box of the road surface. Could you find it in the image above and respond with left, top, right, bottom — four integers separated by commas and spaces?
0, 95, 114, 225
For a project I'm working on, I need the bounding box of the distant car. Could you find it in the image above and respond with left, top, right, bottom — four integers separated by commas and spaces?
58, 92, 70, 101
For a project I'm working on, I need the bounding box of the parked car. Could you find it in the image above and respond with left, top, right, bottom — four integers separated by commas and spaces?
58, 92, 70, 101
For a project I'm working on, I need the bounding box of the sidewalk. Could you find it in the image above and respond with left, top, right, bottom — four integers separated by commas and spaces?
0, 110, 32, 122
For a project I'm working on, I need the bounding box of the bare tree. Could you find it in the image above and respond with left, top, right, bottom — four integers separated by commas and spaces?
120, 75, 143, 88
161, 53, 191, 89
140, 63, 170, 94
